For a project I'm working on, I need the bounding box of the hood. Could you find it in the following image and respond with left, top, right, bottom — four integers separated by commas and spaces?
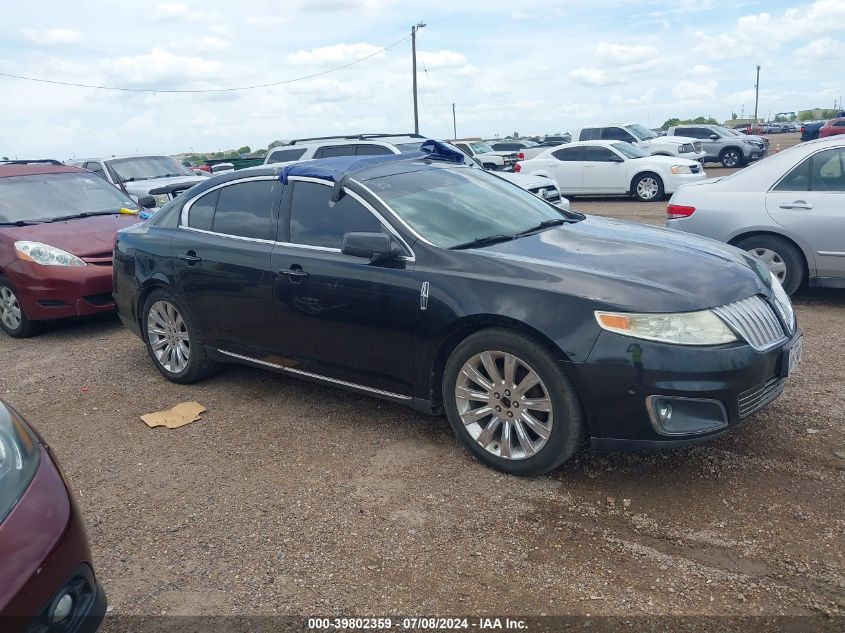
495, 172, 556, 188
124, 175, 205, 196
648, 135, 697, 145
3, 214, 142, 257
468, 216, 767, 312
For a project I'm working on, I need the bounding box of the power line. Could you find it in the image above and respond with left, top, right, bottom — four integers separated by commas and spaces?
0, 34, 409, 94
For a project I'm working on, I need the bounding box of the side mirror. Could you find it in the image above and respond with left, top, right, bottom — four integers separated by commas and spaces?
137, 194, 157, 209
341, 232, 401, 261
608, 155, 624, 163
709, 134, 719, 140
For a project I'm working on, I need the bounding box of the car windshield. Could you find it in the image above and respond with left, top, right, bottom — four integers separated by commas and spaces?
711, 126, 732, 137
0, 172, 138, 223
611, 142, 648, 159
627, 124, 657, 141
108, 156, 194, 182
395, 142, 425, 153
364, 165, 581, 249
470, 142, 494, 154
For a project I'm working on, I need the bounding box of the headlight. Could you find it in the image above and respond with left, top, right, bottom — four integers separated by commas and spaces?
769, 272, 794, 330
0, 403, 41, 522
15, 241, 86, 266
595, 309, 737, 345
670, 165, 692, 174
152, 193, 170, 207
678, 145, 685, 153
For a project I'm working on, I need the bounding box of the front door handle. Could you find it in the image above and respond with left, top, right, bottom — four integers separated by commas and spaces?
779, 201, 814, 210
178, 251, 202, 264
279, 266, 309, 284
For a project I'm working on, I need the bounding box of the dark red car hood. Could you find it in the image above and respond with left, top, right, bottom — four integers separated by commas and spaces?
2, 214, 143, 257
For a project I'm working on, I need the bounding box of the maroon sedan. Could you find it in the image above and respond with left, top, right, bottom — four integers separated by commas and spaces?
0, 399, 106, 632
819, 117, 845, 138
0, 162, 146, 337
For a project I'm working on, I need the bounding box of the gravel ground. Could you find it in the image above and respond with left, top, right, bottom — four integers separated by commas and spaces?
2, 134, 843, 625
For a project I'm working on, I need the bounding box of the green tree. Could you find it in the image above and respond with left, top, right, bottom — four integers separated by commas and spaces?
237, 146, 251, 154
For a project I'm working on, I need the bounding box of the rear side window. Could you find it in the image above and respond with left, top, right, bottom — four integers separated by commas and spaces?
774, 148, 845, 192
268, 148, 307, 164
579, 128, 599, 141
492, 143, 519, 151
552, 146, 583, 161
313, 145, 357, 159
356, 144, 393, 156
212, 181, 276, 239
84, 162, 107, 179
288, 181, 384, 249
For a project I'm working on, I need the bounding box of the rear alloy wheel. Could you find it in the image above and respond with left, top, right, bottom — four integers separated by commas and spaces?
142, 289, 218, 383
443, 329, 585, 475
736, 235, 805, 295
632, 173, 664, 202
720, 148, 742, 168
0, 277, 37, 338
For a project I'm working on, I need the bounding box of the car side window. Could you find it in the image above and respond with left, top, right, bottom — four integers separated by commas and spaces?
314, 145, 357, 159
552, 147, 583, 161
268, 148, 307, 163
584, 146, 617, 162
579, 128, 598, 141
601, 127, 634, 143
288, 181, 385, 249
356, 144, 393, 156
210, 181, 276, 240
455, 143, 472, 156
835, 120, 845, 127
187, 189, 219, 231
810, 148, 845, 192
84, 162, 107, 179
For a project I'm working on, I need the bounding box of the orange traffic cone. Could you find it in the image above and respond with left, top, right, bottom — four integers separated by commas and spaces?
773, 143, 780, 153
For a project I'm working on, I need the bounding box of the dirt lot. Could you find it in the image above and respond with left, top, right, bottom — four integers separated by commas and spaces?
2, 134, 843, 626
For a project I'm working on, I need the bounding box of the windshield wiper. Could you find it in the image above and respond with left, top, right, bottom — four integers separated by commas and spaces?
121, 176, 151, 182
450, 234, 515, 250
0, 219, 45, 226
514, 218, 566, 237
46, 210, 123, 222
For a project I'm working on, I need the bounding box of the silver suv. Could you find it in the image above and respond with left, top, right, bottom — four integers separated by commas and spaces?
667, 124, 766, 168
264, 134, 426, 165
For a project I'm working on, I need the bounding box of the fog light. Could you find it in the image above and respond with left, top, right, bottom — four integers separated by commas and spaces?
50, 592, 74, 623
647, 396, 728, 436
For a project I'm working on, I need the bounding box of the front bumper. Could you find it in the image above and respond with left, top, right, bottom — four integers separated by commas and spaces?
0, 447, 106, 632
572, 328, 801, 451
5, 259, 115, 322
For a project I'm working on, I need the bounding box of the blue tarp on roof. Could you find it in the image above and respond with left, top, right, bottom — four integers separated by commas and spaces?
278, 139, 466, 184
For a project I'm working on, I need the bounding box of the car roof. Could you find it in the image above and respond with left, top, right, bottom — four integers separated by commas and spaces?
279, 134, 424, 148
70, 154, 176, 162
0, 163, 83, 178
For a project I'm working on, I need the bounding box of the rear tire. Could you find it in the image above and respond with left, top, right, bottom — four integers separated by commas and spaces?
442, 328, 586, 475
736, 235, 805, 295
0, 276, 38, 338
631, 173, 664, 202
720, 148, 742, 168
141, 289, 219, 383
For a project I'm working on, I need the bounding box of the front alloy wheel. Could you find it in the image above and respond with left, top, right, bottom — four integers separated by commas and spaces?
0, 278, 37, 338
456, 351, 553, 460
443, 329, 585, 475
632, 174, 664, 202
721, 149, 741, 168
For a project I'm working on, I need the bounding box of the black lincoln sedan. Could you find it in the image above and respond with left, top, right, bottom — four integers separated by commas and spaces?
113, 142, 802, 475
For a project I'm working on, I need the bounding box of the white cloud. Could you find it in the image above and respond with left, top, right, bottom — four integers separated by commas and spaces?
595, 42, 659, 69
417, 50, 467, 69
793, 38, 845, 65
286, 43, 382, 66
683, 64, 716, 78
569, 68, 624, 87
20, 27, 82, 45
156, 3, 206, 20
104, 48, 223, 87
673, 79, 717, 101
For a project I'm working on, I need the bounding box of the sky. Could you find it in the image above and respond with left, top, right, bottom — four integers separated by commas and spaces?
1, 0, 843, 158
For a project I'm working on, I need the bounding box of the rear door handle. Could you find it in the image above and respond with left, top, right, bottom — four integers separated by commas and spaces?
178, 252, 202, 263
779, 201, 814, 210
279, 266, 308, 283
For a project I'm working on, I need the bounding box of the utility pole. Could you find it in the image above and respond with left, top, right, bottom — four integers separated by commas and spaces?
753, 65, 761, 126
411, 21, 426, 135
452, 103, 457, 139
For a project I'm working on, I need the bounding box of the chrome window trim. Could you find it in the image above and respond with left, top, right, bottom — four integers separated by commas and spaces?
179, 174, 279, 231
214, 349, 411, 401
181, 226, 276, 245
286, 176, 416, 261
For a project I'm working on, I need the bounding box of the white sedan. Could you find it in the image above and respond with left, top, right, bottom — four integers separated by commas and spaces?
514, 140, 707, 202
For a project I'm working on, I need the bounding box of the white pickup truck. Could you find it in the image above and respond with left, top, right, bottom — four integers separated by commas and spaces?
573, 123, 706, 161
451, 140, 518, 171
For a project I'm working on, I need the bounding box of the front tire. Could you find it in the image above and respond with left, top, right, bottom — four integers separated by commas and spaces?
720, 148, 742, 168
736, 235, 805, 295
0, 276, 38, 338
442, 328, 586, 475
142, 289, 218, 383
632, 173, 664, 202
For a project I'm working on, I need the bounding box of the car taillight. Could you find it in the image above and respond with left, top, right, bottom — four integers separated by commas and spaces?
518, 152, 525, 160
667, 204, 695, 219
513, 163, 522, 173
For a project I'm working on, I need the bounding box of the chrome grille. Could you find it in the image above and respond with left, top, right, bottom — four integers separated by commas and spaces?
712, 295, 787, 351
738, 376, 785, 418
